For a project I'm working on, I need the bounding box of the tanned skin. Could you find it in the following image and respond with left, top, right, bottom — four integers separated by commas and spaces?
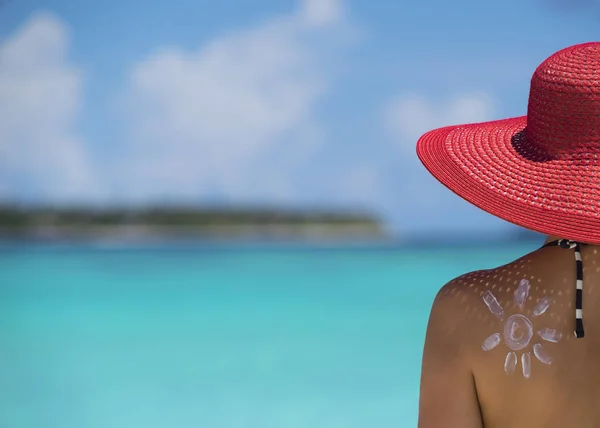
418, 236, 600, 428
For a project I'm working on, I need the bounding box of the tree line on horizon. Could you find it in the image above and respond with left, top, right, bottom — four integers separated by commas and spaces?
0, 205, 381, 228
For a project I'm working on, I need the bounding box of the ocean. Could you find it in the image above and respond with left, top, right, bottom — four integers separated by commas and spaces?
0, 241, 538, 428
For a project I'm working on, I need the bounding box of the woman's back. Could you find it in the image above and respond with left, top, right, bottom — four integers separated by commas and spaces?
414, 43, 600, 427
418, 243, 600, 428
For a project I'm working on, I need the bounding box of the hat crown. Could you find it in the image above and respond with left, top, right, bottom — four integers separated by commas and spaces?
526, 42, 600, 156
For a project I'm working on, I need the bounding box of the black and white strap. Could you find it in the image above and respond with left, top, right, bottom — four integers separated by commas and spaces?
542, 239, 585, 339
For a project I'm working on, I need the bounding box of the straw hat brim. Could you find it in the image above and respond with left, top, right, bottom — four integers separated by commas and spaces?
416, 116, 600, 244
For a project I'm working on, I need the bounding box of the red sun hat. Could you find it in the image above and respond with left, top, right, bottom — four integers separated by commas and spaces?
416, 42, 600, 244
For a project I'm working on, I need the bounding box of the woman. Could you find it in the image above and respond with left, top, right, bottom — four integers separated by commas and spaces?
416, 43, 600, 427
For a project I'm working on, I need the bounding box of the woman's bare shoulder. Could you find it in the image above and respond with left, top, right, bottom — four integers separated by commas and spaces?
423, 247, 600, 427
427, 254, 542, 352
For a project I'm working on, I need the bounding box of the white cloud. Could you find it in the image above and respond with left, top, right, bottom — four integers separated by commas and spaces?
0, 12, 100, 203
384, 92, 495, 147
382, 92, 501, 231
300, 0, 344, 27
116, 0, 353, 204
0, 2, 366, 209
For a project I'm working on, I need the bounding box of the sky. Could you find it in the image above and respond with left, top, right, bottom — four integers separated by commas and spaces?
0, 0, 598, 235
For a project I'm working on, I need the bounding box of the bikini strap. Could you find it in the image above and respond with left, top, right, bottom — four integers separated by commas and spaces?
541, 239, 585, 339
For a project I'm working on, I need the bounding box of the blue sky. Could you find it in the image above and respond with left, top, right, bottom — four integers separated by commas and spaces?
0, 0, 598, 235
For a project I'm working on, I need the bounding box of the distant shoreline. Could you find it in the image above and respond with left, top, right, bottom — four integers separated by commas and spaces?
0, 206, 388, 242
0, 228, 544, 248
0, 206, 544, 245
0, 223, 387, 242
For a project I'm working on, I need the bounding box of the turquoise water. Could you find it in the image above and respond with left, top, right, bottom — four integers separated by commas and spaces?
0, 242, 536, 428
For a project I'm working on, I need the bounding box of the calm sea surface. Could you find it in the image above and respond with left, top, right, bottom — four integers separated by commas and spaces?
0, 241, 539, 428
